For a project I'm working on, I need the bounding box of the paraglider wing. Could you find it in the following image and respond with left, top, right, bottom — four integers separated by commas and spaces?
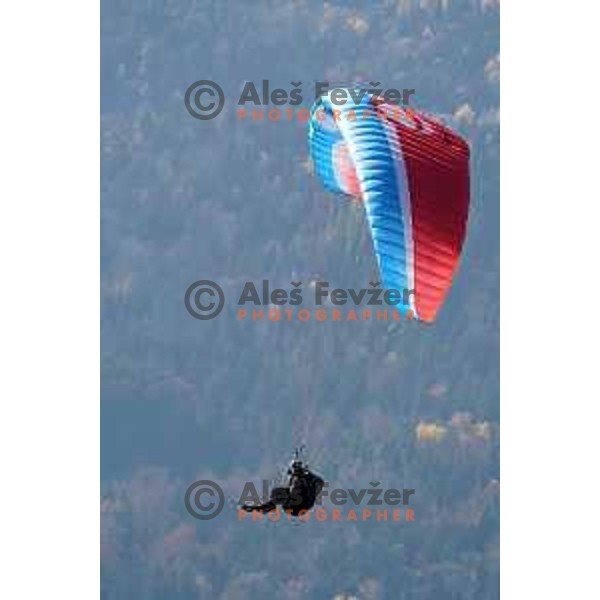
309, 91, 470, 322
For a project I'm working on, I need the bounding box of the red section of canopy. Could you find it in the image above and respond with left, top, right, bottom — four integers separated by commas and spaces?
393, 114, 470, 322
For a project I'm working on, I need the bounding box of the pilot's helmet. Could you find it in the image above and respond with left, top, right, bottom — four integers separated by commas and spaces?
288, 460, 304, 476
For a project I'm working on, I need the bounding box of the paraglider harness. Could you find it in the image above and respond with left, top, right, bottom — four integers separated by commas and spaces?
241, 449, 324, 516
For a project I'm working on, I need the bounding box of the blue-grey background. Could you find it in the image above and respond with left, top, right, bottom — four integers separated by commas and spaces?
101, 1, 499, 598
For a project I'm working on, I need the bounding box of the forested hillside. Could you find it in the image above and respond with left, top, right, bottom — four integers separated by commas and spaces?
101, 1, 500, 598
